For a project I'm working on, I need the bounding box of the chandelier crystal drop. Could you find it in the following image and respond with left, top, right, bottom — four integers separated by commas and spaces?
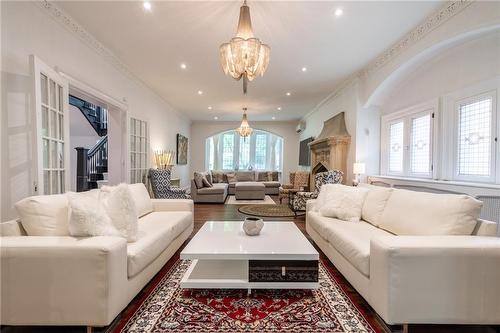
236, 107, 253, 138
219, 0, 270, 94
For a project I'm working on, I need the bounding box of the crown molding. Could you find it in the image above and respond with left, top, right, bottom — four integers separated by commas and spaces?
304, 0, 473, 121
35, 0, 190, 122
359, 0, 473, 79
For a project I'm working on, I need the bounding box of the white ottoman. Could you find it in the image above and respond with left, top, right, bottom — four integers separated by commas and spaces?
235, 182, 266, 200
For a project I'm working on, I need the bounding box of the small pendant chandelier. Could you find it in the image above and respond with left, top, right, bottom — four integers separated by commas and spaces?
236, 107, 253, 138
219, 0, 270, 94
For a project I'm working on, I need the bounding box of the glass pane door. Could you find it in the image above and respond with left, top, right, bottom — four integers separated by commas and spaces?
31, 55, 69, 195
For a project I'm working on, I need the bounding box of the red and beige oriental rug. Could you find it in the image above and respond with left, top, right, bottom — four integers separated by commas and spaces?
109, 256, 387, 333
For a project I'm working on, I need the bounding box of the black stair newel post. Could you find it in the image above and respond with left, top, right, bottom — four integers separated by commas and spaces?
75, 147, 89, 192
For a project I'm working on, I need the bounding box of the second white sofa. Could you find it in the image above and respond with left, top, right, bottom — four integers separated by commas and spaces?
0, 183, 194, 328
306, 184, 500, 326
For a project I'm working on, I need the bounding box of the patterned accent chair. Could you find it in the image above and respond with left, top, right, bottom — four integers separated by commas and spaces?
278, 171, 310, 203
292, 170, 343, 212
149, 168, 190, 199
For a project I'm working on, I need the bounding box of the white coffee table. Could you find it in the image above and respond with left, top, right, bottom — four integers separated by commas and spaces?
180, 221, 319, 292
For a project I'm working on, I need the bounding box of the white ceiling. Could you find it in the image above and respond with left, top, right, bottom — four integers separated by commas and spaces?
56, 1, 443, 121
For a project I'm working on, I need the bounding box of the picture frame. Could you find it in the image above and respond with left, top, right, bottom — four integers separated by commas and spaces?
176, 133, 188, 165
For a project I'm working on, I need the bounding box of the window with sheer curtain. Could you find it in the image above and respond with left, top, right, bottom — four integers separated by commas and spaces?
205, 130, 283, 171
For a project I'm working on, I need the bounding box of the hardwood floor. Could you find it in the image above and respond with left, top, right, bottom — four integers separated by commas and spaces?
2, 198, 499, 333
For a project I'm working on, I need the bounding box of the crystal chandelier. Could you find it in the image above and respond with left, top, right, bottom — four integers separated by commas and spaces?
236, 108, 253, 138
219, 0, 270, 94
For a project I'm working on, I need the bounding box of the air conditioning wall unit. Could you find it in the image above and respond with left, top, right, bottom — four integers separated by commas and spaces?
296, 121, 306, 133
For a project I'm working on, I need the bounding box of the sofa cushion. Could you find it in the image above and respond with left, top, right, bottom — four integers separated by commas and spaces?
197, 183, 227, 195
211, 170, 225, 183
358, 183, 393, 226
308, 212, 389, 277
318, 184, 369, 222
15, 193, 75, 236
128, 183, 154, 218
257, 172, 270, 181
127, 211, 192, 277
226, 173, 237, 183
379, 189, 482, 236
262, 181, 281, 188
66, 191, 119, 238
236, 172, 255, 182
193, 172, 205, 189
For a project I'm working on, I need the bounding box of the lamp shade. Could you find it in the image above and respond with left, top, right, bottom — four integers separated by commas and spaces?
353, 162, 366, 175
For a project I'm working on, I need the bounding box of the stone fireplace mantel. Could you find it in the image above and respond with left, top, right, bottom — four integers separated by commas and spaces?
308, 112, 351, 185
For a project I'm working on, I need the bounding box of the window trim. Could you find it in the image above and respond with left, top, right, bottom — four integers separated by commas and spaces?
205, 129, 283, 171
452, 90, 497, 183
441, 78, 500, 184
381, 99, 437, 179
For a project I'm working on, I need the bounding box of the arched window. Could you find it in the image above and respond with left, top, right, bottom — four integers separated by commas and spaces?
205, 130, 284, 171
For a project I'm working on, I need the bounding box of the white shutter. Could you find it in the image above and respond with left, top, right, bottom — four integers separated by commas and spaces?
388, 121, 404, 174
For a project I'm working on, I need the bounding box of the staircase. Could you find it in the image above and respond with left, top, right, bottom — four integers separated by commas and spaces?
70, 95, 108, 137
72, 94, 110, 192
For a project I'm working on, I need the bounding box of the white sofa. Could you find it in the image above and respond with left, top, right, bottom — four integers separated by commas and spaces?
306, 184, 500, 326
0, 183, 194, 328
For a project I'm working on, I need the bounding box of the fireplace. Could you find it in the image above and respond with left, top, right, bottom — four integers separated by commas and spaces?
308, 112, 351, 185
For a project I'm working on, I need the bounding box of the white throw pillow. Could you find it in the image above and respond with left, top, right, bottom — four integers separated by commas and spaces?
379, 188, 482, 235
126, 183, 153, 218
358, 183, 393, 226
101, 183, 139, 242
15, 194, 70, 236
66, 191, 120, 237
319, 184, 369, 222
313, 184, 331, 212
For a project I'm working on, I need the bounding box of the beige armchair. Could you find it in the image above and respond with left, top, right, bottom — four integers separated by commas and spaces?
279, 171, 309, 203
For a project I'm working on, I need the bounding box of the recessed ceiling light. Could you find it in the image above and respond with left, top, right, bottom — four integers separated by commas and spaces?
334, 8, 343, 17
214, 116, 218, 120
286, 92, 291, 96
208, 106, 212, 110
301, 67, 307, 72
143, 1, 152, 11
272, 116, 276, 120
197, 90, 203, 95
277, 107, 282, 111
180, 63, 187, 69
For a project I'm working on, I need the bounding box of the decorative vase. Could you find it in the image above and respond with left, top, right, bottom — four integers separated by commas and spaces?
243, 217, 264, 236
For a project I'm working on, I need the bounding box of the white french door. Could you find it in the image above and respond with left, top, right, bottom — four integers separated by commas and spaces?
30, 55, 70, 195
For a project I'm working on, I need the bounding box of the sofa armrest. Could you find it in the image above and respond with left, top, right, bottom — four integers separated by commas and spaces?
369, 235, 500, 325
152, 198, 193, 213
1, 236, 128, 326
306, 199, 317, 213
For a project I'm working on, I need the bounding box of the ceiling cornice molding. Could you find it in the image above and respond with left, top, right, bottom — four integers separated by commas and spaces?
303, 0, 473, 121
35, 0, 190, 122
359, 0, 473, 79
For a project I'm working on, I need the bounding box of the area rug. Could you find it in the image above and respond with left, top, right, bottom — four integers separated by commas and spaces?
238, 204, 305, 217
225, 195, 276, 205
110, 258, 383, 333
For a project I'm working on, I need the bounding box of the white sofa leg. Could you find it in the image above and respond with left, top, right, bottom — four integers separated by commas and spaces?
402, 324, 409, 333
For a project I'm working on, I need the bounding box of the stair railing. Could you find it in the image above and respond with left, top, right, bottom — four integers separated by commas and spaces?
75, 135, 108, 192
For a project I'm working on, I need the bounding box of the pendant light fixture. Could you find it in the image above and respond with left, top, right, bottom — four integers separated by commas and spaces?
236, 107, 253, 138
219, 0, 270, 94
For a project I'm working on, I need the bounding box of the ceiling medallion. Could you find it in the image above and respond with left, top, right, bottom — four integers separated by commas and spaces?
236, 107, 253, 139
219, 0, 270, 94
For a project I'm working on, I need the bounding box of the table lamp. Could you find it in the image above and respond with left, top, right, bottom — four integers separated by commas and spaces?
353, 162, 365, 186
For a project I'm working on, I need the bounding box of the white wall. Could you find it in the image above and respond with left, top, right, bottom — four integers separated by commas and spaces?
190, 121, 299, 182
299, 82, 361, 183
379, 32, 500, 114
1, 2, 191, 220
300, 3, 500, 185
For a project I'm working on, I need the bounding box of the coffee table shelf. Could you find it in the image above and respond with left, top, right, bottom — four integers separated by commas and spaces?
180, 221, 319, 291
